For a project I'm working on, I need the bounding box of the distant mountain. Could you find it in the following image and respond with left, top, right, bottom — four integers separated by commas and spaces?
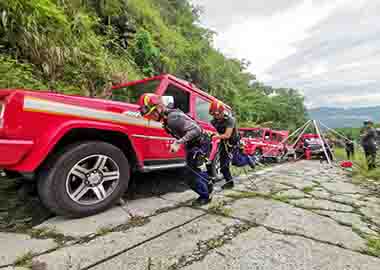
307, 106, 380, 128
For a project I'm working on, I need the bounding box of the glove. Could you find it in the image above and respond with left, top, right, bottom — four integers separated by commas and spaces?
169, 141, 181, 153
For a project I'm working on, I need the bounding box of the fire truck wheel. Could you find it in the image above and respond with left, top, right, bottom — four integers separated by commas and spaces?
253, 149, 263, 160
210, 150, 224, 181
37, 141, 130, 218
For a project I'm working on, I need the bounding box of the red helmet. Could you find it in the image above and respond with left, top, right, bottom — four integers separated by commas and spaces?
139, 93, 162, 119
209, 99, 225, 115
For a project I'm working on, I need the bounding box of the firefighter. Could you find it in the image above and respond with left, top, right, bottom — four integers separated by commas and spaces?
360, 120, 377, 170
208, 100, 256, 189
139, 93, 213, 205
345, 135, 355, 160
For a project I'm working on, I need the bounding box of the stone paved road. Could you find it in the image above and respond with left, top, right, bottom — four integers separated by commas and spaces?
1, 160, 380, 270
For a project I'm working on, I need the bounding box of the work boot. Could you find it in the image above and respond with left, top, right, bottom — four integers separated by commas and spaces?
207, 181, 214, 194
192, 197, 211, 206
222, 180, 234, 190
248, 156, 256, 169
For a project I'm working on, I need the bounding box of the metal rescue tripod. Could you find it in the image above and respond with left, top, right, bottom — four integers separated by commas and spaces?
277, 119, 335, 166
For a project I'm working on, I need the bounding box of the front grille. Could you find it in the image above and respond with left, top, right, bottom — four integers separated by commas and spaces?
309, 144, 322, 151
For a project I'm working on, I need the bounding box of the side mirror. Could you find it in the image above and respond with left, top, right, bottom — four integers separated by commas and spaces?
162, 96, 175, 108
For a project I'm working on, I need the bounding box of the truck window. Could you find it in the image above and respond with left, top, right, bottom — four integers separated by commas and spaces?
242, 130, 262, 138
264, 131, 271, 140
111, 79, 161, 104
195, 97, 213, 122
272, 133, 280, 142
164, 84, 190, 113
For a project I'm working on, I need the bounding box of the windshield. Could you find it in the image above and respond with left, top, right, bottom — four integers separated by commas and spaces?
306, 138, 322, 144
241, 129, 263, 139
111, 79, 161, 104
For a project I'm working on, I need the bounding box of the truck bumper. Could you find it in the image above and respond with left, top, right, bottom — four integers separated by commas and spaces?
0, 139, 34, 166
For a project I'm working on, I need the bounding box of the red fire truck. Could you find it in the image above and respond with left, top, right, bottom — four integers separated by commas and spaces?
239, 128, 289, 161
0, 74, 230, 217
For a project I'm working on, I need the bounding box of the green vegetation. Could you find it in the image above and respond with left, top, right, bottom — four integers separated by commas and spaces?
334, 147, 380, 182
14, 251, 33, 268
301, 186, 314, 193
0, 0, 307, 129
28, 227, 75, 245
208, 200, 232, 216
366, 237, 380, 257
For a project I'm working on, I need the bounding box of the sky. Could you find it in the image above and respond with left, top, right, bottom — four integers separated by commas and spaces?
190, 0, 380, 109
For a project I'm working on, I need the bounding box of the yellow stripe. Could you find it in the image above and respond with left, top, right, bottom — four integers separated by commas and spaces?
23, 96, 163, 129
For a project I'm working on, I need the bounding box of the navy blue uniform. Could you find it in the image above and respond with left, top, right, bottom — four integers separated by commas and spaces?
211, 114, 238, 183
211, 114, 256, 186
163, 109, 212, 199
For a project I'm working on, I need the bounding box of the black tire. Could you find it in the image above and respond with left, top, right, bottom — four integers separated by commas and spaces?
37, 141, 130, 218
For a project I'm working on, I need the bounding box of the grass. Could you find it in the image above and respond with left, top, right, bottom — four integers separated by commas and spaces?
96, 227, 113, 237
208, 201, 232, 217
302, 186, 314, 193
366, 236, 380, 257
334, 147, 380, 182
14, 251, 33, 268
28, 227, 75, 245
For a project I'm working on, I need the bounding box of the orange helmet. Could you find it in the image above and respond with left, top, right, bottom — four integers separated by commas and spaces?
139, 93, 162, 119
209, 99, 225, 115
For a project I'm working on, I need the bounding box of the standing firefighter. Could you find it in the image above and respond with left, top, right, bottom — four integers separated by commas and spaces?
139, 94, 213, 205
209, 100, 256, 189
361, 120, 377, 170
345, 135, 355, 160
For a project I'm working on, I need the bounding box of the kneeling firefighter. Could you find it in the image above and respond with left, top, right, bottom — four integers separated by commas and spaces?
209, 100, 257, 189
139, 94, 213, 205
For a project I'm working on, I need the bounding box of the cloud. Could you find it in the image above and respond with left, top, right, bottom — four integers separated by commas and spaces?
192, 0, 380, 108
266, 0, 380, 108
190, 0, 302, 31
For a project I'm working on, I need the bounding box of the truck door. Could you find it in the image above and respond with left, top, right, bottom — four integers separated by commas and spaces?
144, 82, 191, 163
271, 133, 281, 156
262, 130, 272, 156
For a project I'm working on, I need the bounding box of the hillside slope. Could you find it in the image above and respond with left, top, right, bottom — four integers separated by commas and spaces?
0, 0, 307, 129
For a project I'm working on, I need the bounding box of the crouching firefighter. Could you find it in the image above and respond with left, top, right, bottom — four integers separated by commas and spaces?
139, 94, 213, 206
209, 100, 257, 189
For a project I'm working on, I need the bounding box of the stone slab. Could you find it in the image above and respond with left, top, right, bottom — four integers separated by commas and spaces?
35, 207, 205, 270
122, 196, 177, 217
90, 214, 237, 270
289, 198, 353, 212
310, 190, 331, 199
235, 178, 290, 194
331, 194, 364, 206
159, 190, 198, 203
35, 206, 130, 238
315, 210, 378, 236
0, 232, 57, 266
322, 182, 368, 195
183, 227, 380, 270
361, 204, 380, 226
277, 189, 310, 198
274, 177, 318, 190
229, 198, 366, 250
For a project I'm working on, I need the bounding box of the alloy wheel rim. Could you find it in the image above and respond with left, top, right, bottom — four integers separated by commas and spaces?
65, 155, 120, 206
